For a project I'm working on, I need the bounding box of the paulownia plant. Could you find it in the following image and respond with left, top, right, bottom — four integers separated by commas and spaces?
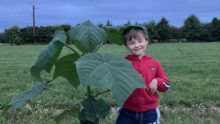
1, 21, 146, 124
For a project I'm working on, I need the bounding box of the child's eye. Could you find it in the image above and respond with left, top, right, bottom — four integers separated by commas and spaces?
127, 41, 135, 45
138, 40, 143, 43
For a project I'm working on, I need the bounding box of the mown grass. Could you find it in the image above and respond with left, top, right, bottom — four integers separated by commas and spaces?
0, 43, 220, 124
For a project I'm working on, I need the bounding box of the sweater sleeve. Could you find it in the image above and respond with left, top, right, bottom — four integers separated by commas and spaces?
155, 61, 171, 92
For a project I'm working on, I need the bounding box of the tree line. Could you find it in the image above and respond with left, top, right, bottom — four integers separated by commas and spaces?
0, 24, 71, 45
0, 15, 220, 45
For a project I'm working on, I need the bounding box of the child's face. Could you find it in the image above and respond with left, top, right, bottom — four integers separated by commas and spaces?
125, 33, 148, 58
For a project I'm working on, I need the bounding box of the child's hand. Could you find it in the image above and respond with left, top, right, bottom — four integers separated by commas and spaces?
149, 79, 158, 94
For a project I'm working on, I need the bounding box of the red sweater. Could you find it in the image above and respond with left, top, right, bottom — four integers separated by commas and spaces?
123, 54, 170, 112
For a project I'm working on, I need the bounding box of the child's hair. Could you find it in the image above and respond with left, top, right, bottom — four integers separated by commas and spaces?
122, 26, 148, 46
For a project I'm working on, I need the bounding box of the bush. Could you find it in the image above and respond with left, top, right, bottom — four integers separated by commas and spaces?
0, 33, 7, 43
4, 25, 23, 45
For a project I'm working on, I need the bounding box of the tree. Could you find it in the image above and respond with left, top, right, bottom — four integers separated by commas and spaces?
182, 15, 202, 41
59, 24, 71, 32
0, 32, 7, 43
124, 20, 132, 26
20, 26, 36, 44
4, 25, 23, 45
156, 17, 170, 42
210, 17, 220, 41
198, 23, 212, 41
169, 26, 183, 41
135, 21, 139, 25
97, 23, 103, 28
144, 21, 159, 42
106, 20, 112, 26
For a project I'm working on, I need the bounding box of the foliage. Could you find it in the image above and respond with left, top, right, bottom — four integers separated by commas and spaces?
2, 21, 146, 124
144, 21, 159, 43
69, 22, 107, 52
182, 15, 202, 41
103, 26, 123, 45
0, 32, 7, 43
198, 23, 212, 41
2, 16, 220, 44
169, 26, 183, 41
123, 20, 132, 26
53, 53, 80, 88
9, 81, 50, 109
79, 97, 110, 124
156, 17, 171, 42
106, 20, 112, 26
4, 25, 23, 45
1, 25, 70, 44
210, 17, 220, 41
20, 25, 71, 44
76, 53, 145, 106
30, 30, 67, 82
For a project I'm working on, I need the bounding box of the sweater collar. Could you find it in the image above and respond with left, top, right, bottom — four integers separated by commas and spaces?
125, 54, 152, 61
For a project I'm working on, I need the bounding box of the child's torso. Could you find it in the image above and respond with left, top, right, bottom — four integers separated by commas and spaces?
123, 54, 160, 112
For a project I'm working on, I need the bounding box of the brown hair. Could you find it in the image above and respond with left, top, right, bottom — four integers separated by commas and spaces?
122, 26, 148, 46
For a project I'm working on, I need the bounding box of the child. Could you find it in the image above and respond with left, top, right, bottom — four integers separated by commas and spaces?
116, 26, 171, 124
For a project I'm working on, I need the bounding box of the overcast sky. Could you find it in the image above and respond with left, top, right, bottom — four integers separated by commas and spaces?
0, 0, 220, 32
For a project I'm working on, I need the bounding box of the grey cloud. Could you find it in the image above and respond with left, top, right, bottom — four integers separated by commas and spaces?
0, 0, 220, 32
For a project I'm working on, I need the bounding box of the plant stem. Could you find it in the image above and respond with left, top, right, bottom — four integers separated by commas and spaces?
63, 43, 82, 55
87, 86, 91, 97
94, 41, 104, 52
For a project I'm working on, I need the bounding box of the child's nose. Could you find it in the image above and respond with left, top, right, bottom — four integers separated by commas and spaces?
134, 42, 139, 47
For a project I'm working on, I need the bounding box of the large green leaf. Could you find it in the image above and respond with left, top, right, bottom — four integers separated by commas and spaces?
79, 97, 110, 124
76, 53, 146, 106
31, 30, 67, 81
9, 81, 50, 109
53, 54, 80, 88
70, 21, 107, 52
66, 30, 86, 54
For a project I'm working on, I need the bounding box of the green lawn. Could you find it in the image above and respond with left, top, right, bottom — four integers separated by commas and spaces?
0, 43, 220, 124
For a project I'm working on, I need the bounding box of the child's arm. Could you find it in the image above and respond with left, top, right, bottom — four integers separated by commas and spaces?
155, 61, 171, 92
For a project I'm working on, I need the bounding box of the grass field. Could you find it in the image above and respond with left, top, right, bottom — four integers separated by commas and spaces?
0, 43, 220, 124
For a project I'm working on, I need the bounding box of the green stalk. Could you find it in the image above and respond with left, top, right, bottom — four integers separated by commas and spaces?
87, 86, 91, 97
63, 43, 82, 56
94, 89, 111, 97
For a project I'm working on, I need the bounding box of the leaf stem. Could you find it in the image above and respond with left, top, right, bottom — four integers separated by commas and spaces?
87, 86, 91, 97
63, 44, 82, 56
94, 41, 104, 52
94, 89, 111, 97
